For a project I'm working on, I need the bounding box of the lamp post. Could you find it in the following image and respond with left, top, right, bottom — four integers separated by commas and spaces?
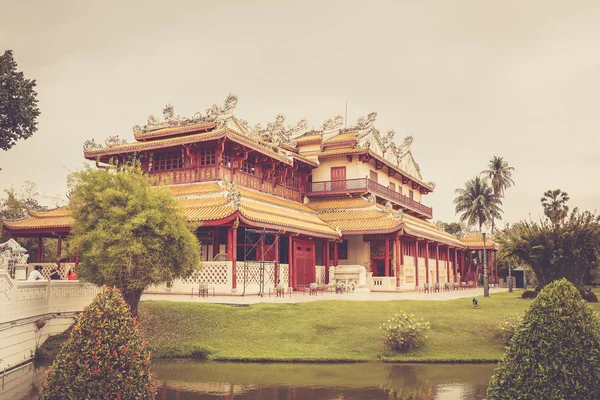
482, 226, 489, 297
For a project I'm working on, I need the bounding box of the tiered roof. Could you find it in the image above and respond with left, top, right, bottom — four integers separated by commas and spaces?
2, 208, 72, 236
463, 234, 499, 250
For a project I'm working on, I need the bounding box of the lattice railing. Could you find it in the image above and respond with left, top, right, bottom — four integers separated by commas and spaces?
181, 262, 230, 285
316, 265, 326, 285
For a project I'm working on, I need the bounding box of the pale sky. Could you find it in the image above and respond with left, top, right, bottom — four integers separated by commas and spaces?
1, 0, 599, 225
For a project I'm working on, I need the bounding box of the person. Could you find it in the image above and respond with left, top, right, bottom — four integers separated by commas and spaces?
49, 264, 61, 280
27, 265, 45, 281
67, 267, 77, 280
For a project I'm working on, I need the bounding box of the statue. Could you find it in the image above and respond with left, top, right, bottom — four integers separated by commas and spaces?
83, 139, 102, 151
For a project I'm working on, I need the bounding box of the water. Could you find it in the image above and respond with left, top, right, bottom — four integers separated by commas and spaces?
6, 360, 496, 400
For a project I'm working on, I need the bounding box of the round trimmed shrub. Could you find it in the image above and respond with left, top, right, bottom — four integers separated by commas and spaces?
381, 312, 430, 352
488, 279, 600, 400
521, 290, 537, 299
40, 286, 157, 399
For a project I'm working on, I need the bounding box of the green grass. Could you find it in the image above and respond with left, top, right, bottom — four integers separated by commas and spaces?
138, 289, 600, 362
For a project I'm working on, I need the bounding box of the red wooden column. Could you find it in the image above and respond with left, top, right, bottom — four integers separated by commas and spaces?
454, 249, 459, 282
333, 241, 339, 267
56, 236, 62, 266
424, 241, 430, 284
229, 225, 238, 290
395, 235, 401, 286
274, 234, 279, 285
212, 228, 220, 260
288, 236, 294, 289
446, 246, 451, 283
495, 250, 498, 285
384, 236, 390, 277
37, 237, 43, 263
414, 240, 419, 287
434, 243, 440, 283
324, 241, 330, 283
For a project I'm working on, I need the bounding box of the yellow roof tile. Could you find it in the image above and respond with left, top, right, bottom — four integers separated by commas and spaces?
168, 182, 224, 197
306, 197, 372, 212
323, 132, 357, 144
295, 134, 322, 144
402, 214, 465, 247
3, 208, 73, 230
134, 121, 217, 140
300, 148, 366, 157
180, 205, 236, 222
463, 234, 498, 248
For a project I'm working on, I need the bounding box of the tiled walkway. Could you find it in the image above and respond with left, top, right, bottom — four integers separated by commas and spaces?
141, 287, 509, 305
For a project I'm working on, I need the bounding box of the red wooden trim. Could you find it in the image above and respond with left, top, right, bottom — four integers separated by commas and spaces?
446, 246, 451, 283
288, 236, 294, 289
414, 240, 419, 287
323, 241, 330, 283
384, 236, 390, 277
333, 241, 339, 266
395, 235, 400, 286
424, 241, 430, 284
274, 233, 279, 285
454, 248, 458, 283
435, 243, 439, 283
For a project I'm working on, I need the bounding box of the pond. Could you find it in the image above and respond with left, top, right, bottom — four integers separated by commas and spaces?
6, 360, 497, 400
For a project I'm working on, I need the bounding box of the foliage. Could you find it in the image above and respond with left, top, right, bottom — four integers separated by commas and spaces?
481, 156, 515, 233
380, 311, 430, 352
434, 220, 465, 237
454, 176, 502, 230
496, 314, 523, 345
541, 189, 570, 225
0, 50, 40, 151
497, 208, 600, 289
521, 290, 537, 299
67, 164, 201, 315
40, 286, 157, 399
487, 279, 600, 400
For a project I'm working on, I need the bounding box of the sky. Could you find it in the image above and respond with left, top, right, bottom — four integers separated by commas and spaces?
1, 0, 599, 225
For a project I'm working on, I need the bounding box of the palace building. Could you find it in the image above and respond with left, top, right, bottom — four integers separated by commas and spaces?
2, 95, 498, 294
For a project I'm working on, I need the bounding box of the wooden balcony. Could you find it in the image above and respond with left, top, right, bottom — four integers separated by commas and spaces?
305, 178, 433, 219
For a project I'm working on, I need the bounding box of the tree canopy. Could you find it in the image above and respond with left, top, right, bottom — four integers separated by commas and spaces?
497, 207, 600, 288
454, 176, 502, 230
541, 189, 570, 225
488, 279, 600, 399
68, 165, 201, 315
0, 50, 40, 151
481, 156, 514, 232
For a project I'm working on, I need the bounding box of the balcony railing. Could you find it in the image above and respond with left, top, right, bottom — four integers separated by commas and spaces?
305, 178, 433, 218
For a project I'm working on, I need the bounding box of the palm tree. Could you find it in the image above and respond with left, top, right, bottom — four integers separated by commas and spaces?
541, 189, 570, 225
482, 156, 515, 233
454, 176, 502, 231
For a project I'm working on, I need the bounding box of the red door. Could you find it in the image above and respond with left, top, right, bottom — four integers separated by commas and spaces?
331, 167, 346, 191
294, 240, 316, 287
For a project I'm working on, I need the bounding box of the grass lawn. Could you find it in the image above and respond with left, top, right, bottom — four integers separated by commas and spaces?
138, 289, 600, 363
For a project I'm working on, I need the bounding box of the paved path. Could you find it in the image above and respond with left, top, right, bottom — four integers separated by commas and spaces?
142, 287, 509, 305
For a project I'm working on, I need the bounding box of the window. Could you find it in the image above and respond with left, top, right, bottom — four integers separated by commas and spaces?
241, 160, 255, 175
329, 240, 348, 260
221, 152, 231, 168
150, 150, 184, 171
286, 175, 300, 190
199, 148, 216, 166
389, 182, 395, 192
398, 186, 403, 195
370, 170, 378, 183
409, 190, 414, 200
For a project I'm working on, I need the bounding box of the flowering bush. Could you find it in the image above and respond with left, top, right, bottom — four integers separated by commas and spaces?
40, 286, 157, 399
380, 312, 430, 352
497, 314, 523, 345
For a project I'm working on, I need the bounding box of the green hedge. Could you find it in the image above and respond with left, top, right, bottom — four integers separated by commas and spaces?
488, 279, 600, 399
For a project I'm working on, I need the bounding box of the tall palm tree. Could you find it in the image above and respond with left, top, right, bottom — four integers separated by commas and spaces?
541, 189, 570, 225
482, 156, 515, 233
454, 176, 502, 231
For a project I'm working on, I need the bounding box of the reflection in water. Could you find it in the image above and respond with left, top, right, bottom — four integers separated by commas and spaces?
153, 361, 495, 400
8, 361, 494, 400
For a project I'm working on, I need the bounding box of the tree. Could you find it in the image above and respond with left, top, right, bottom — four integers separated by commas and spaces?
497, 208, 600, 289
0, 50, 40, 151
40, 286, 157, 399
434, 220, 465, 237
487, 279, 600, 399
481, 156, 514, 233
454, 176, 502, 231
541, 189, 570, 225
68, 164, 201, 315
